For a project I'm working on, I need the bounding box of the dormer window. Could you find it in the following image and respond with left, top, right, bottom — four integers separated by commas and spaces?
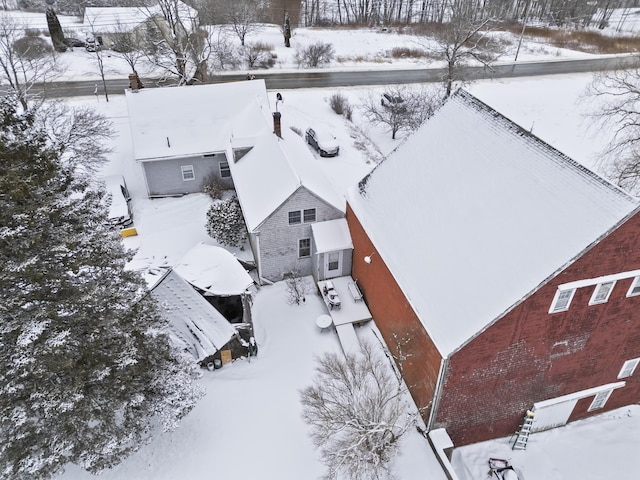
589, 281, 615, 305
549, 288, 575, 313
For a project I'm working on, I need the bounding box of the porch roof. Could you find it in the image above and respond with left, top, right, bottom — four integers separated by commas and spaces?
312, 218, 353, 253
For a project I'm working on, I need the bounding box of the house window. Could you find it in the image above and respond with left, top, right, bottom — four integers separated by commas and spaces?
298, 238, 311, 258
288, 211, 301, 225
589, 281, 615, 305
549, 288, 575, 313
219, 161, 231, 178
618, 358, 640, 379
303, 208, 316, 223
588, 389, 613, 411
627, 276, 640, 297
181, 165, 195, 181
328, 252, 339, 271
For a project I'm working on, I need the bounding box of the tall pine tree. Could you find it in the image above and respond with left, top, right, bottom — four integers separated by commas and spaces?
0, 98, 202, 479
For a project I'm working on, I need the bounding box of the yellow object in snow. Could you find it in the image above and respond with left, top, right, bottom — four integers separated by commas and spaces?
121, 227, 138, 237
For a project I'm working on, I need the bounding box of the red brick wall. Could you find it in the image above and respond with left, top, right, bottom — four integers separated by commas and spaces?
346, 204, 443, 420
436, 209, 640, 446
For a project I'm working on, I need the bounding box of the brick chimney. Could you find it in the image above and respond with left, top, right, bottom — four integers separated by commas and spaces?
128, 73, 143, 91
273, 111, 282, 138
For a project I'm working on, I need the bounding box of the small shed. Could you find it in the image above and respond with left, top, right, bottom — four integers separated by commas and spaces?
311, 218, 353, 281
174, 243, 255, 324
150, 269, 238, 367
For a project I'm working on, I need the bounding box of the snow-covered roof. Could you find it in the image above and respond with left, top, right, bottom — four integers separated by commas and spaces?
311, 218, 353, 253
125, 80, 272, 161
174, 242, 254, 296
150, 269, 237, 362
229, 126, 344, 231
83, 2, 198, 33
101, 175, 129, 221
348, 89, 639, 357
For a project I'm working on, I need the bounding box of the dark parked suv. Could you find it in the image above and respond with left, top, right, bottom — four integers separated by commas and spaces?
305, 127, 340, 157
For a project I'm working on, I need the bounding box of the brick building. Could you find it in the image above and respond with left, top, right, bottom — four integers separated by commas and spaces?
346, 90, 640, 446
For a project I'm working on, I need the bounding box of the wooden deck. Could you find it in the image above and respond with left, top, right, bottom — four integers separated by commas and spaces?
317, 276, 372, 356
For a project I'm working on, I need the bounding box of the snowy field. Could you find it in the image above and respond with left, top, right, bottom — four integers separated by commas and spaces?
3, 8, 636, 479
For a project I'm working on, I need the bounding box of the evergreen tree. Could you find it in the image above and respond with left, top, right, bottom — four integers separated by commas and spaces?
0, 98, 202, 479
45, 7, 67, 53
206, 195, 248, 249
283, 12, 291, 48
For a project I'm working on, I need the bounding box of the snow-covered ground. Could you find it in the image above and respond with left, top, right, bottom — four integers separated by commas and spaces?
3, 9, 633, 479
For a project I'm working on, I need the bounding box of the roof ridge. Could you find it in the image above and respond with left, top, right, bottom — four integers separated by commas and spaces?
453, 89, 637, 204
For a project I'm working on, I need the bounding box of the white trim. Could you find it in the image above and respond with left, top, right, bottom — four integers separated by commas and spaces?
533, 381, 625, 410
588, 389, 613, 411
588, 281, 616, 305
219, 161, 231, 178
549, 288, 576, 313
618, 358, 640, 379
626, 276, 640, 297
559, 269, 640, 291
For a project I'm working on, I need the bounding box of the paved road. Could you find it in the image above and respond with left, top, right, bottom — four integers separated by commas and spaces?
23, 54, 640, 98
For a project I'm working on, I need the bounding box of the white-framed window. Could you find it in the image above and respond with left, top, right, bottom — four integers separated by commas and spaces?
627, 276, 640, 297
298, 238, 311, 258
181, 165, 195, 181
219, 161, 231, 178
618, 358, 640, 379
288, 211, 301, 225
588, 389, 613, 411
589, 281, 615, 305
303, 208, 316, 223
549, 288, 575, 313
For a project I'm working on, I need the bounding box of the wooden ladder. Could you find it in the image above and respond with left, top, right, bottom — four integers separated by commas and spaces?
512, 410, 535, 450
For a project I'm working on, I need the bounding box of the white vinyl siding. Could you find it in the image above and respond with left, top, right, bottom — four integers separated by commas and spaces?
550, 288, 575, 313
618, 358, 640, 379
589, 281, 615, 305
181, 165, 195, 181
588, 389, 613, 411
627, 276, 640, 297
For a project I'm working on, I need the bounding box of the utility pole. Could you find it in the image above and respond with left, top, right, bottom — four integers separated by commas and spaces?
514, 0, 532, 63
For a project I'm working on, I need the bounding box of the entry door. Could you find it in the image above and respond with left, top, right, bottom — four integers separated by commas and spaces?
324, 251, 342, 279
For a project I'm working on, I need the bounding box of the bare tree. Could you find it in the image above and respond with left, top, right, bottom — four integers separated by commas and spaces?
284, 269, 309, 305
35, 101, 115, 177
586, 67, 640, 193
144, 0, 212, 85
420, 0, 502, 98
300, 341, 415, 480
360, 86, 441, 139
294, 41, 334, 68
224, 0, 262, 47
0, 13, 62, 110
109, 20, 147, 78
210, 28, 241, 70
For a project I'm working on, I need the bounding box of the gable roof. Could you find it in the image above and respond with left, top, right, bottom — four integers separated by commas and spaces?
151, 269, 237, 362
348, 89, 639, 357
229, 127, 344, 232
125, 80, 271, 161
